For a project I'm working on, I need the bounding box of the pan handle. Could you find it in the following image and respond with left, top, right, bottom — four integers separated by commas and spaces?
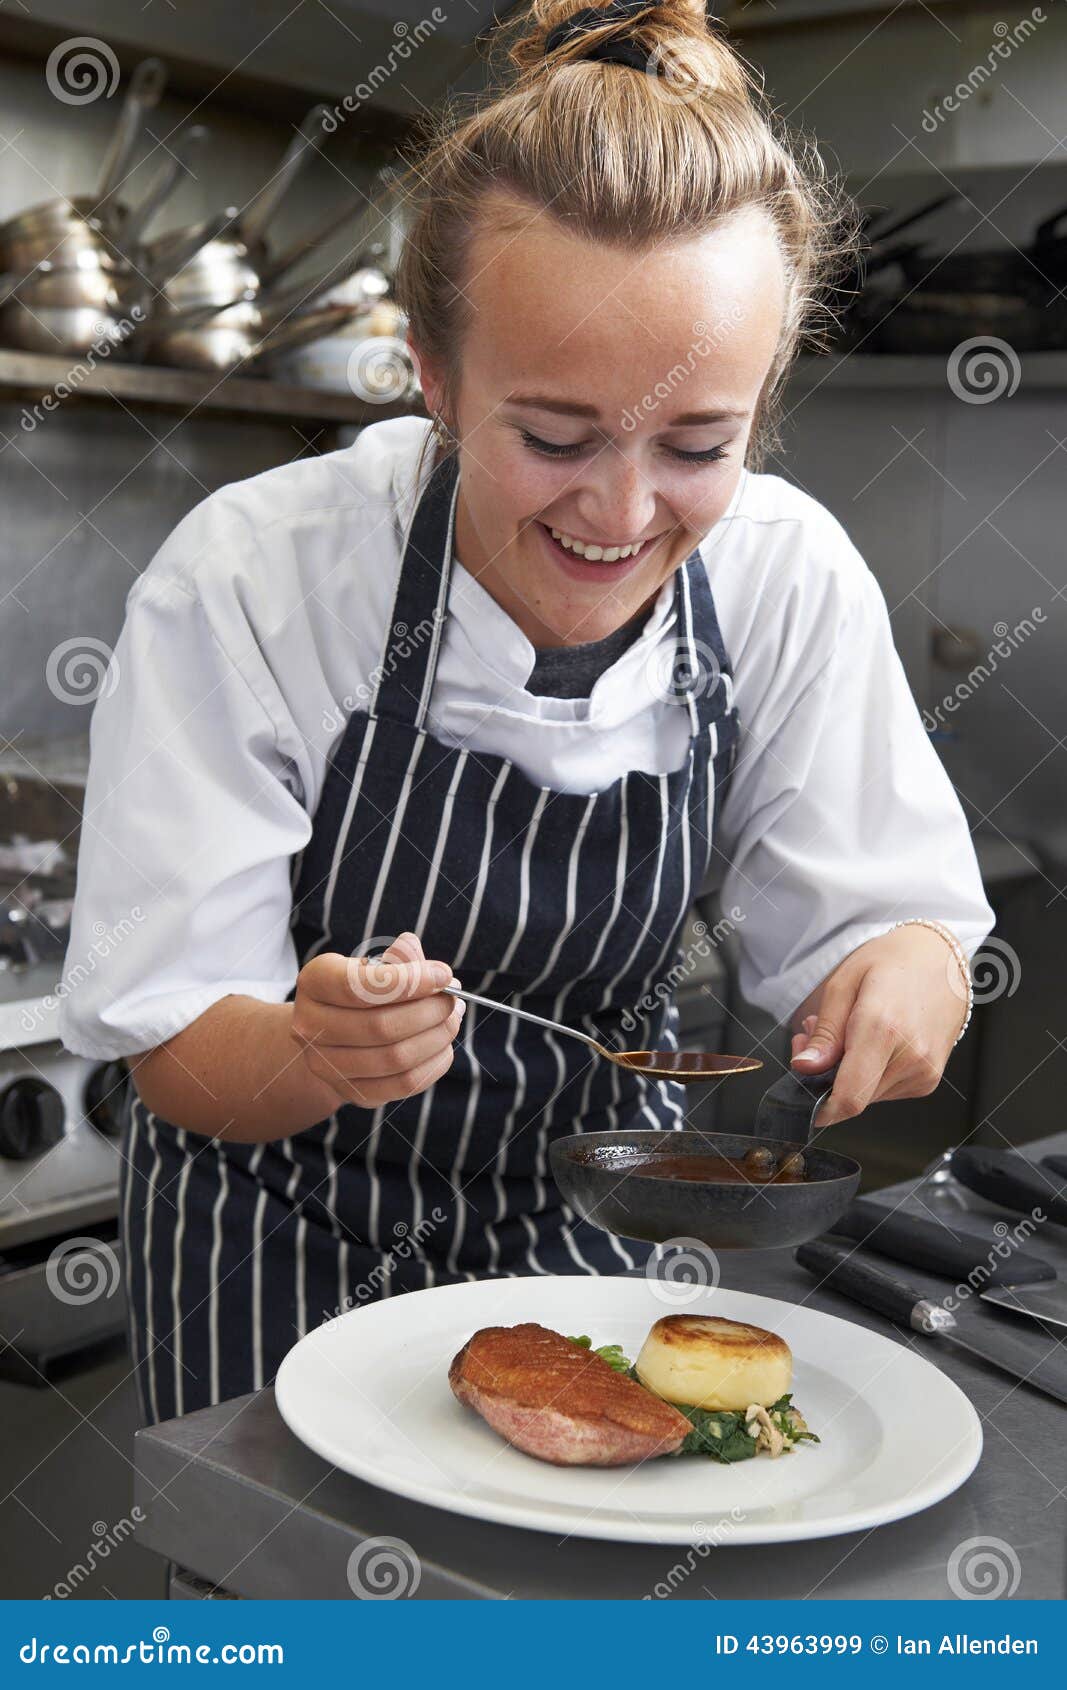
752, 1063, 839, 1144
95, 58, 169, 223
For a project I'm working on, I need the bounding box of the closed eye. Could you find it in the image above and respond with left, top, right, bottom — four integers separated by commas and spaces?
519, 429, 729, 466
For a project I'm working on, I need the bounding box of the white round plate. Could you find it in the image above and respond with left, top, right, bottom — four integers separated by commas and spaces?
275, 1276, 982, 1546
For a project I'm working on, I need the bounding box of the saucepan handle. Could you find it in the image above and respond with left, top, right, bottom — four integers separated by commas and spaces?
751, 1063, 839, 1144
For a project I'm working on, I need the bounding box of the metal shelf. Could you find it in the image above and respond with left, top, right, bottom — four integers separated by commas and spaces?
0, 347, 420, 428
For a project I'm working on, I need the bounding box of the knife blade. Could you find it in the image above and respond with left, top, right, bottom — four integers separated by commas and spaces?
830, 1197, 1067, 1329
795, 1238, 1067, 1406
948, 1146, 1067, 1227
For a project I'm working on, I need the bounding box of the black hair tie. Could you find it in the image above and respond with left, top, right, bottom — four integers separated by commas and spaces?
543, 2, 726, 74
543, 2, 658, 73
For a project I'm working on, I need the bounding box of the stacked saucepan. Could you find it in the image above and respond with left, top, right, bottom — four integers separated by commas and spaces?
0, 60, 242, 356
140, 105, 390, 374
0, 57, 419, 389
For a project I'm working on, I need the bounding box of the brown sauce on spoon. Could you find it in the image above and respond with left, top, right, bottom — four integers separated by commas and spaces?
615, 1052, 762, 1076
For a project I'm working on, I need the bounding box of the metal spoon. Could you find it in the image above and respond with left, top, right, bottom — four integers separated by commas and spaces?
441, 984, 762, 1081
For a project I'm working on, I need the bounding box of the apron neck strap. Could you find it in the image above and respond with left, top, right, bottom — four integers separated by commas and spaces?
670, 545, 735, 734
372, 444, 459, 728
374, 443, 733, 738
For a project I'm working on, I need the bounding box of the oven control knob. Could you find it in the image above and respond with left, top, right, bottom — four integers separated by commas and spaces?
0, 1077, 65, 1160
83, 1060, 130, 1140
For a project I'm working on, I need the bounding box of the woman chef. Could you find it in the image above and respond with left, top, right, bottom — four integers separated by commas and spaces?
60, 0, 994, 1426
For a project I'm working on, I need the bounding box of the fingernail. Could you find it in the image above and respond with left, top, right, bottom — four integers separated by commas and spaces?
795, 1045, 822, 1061
456, 1000, 467, 1019
429, 961, 452, 985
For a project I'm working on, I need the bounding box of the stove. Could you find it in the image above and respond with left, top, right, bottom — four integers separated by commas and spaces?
0, 739, 128, 1297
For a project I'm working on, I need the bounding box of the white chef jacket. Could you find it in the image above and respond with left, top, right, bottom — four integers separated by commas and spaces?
58, 414, 995, 1060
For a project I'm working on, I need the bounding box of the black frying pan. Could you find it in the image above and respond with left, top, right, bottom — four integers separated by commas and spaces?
549, 1066, 861, 1250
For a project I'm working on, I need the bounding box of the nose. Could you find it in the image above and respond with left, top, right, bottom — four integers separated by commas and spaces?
575, 447, 658, 541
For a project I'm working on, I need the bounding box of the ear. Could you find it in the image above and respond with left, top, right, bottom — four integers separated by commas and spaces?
407, 335, 443, 417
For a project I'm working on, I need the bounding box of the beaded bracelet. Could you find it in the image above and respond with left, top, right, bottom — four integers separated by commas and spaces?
890, 917, 973, 1044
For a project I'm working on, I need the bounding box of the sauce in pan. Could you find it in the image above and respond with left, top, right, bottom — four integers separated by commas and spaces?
631, 1147, 808, 1184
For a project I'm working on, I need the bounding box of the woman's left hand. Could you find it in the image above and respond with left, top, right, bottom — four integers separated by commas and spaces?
788, 925, 969, 1127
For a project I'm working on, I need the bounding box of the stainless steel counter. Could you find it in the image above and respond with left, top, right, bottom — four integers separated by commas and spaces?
132, 1134, 1067, 1600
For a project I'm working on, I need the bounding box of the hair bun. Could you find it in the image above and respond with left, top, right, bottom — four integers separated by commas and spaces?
510, 1, 726, 78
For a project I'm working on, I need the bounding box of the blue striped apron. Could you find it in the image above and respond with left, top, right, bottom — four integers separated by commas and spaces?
119, 445, 740, 1426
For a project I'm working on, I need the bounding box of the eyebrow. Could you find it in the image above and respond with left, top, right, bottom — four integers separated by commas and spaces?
504, 392, 749, 426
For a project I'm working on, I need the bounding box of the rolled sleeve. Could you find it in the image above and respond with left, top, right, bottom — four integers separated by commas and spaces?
58, 561, 310, 1060
711, 531, 995, 1026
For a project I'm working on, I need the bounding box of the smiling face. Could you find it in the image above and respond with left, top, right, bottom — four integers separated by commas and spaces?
413, 196, 788, 648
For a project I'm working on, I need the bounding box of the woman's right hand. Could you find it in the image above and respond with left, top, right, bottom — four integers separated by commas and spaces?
289, 931, 465, 1108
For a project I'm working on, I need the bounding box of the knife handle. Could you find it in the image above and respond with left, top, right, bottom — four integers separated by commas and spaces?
795, 1239, 929, 1329
833, 1197, 1055, 1286
951, 1146, 1067, 1227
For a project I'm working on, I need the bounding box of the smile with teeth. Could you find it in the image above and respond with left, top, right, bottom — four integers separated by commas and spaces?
547, 524, 653, 563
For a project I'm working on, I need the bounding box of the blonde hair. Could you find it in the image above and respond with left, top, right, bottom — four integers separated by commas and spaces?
392, 0, 860, 481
